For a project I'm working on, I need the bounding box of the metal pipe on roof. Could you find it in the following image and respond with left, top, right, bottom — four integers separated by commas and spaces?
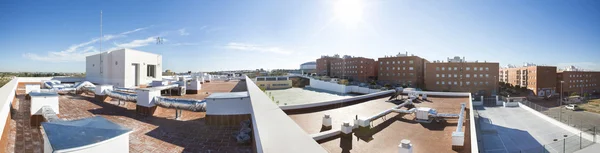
455, 103, 466, 132
41, 106, 62, 122
105, 90, 137, 102
154, 97, 207, 112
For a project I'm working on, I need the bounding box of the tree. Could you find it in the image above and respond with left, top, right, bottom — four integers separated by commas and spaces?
571, 92, 579, 97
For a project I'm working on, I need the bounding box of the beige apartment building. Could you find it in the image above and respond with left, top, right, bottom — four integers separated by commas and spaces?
377, 53, 428, 88
499, 65, 557, 96
424, 57, 499, 96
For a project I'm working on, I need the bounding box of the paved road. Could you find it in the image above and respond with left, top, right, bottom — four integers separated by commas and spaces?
545, 107, 600, 133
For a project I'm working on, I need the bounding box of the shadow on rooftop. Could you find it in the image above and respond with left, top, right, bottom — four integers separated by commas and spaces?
68, 94, 252, 153
476, 111, 549, 153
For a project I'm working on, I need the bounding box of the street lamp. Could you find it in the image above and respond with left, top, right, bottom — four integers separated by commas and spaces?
560, 80, 564, 106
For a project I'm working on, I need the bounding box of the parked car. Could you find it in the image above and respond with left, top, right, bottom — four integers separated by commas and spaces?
565, 104, 581, 111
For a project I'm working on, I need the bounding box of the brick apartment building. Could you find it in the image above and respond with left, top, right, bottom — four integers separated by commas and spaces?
316, 55, 377, 82
499, 65, 557, 96
377, 53, 428, 88
556, 67, 600, 96
424, 56, 499, 95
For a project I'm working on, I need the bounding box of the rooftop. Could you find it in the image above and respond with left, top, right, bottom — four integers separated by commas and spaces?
287, 96, 471, 153
5, 80, 251, 153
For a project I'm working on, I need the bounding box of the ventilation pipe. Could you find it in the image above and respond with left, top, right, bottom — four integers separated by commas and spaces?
41, 106, 62, 122
154, 97, 207, 112
398, 139, 413, 153
105, 90, 138, 102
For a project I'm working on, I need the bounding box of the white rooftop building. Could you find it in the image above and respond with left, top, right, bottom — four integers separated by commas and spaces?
86, 48, 162, 88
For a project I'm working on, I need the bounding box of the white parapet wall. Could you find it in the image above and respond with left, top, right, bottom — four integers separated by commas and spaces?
279, 90, 394, 111
308, 78, 381, 94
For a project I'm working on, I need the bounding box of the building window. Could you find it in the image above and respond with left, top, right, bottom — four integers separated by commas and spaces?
480, 74, 483, 77
448, 67, 451, 71
474, 67, 478, 71
442, 74, 445, 77
386, 61, 389, 64
147, 65, 156, 78
410, 73, 414, 76
485, 67, 489, 71
393, 61, 396, 64
474, 82, 478, 86
403, 67, 406, 70
436, 67, 440, 71
454, 74, 457, 77
442, 81, 445, 85
403, 61, 406, 64
466, 74, 470, 78
380, 62, 383, 64
409, 67, 414, 70
409, 60, 414, 64
442, 67, 445, 71
454, 67, 457, 70
466, 81, 470, 85
466, 67, 470, 70
436, 81, 439, 85
454, 81, 457, 85
480, 67, 484, 71
436, 74, 440, 77
474, 74, 478, 78
448, 81, 451, 85
486, 74, 489, 77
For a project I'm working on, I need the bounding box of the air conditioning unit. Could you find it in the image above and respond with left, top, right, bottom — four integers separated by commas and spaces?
175, 86, 186, 96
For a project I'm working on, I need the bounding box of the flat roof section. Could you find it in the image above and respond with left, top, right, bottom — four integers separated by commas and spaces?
475, 106, 588, 153
164, 80, 247, 100
267, 87, 357, 106
5, 82, 252, 153
288, 96, 470, 153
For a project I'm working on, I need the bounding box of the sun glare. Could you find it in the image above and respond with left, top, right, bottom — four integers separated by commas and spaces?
334, 0, 363, 28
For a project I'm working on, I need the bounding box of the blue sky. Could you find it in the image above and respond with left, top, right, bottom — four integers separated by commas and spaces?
0, 0, 599, 72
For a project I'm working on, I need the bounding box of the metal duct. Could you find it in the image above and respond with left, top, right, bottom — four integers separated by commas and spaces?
41, 106, 62, 122
114, 87, 136, 93
365, 100, 413, 122
391, 108, 417, 114
105, 90, 138, 102
455, 103, 466, 132
155, 97, 207, 112
151, 84, 179, 90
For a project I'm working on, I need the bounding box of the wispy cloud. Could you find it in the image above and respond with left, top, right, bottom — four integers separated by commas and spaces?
23, 26, 151, 62
110, 36, 159, 50
178, 28, 189, 36
224, 42, 293, 55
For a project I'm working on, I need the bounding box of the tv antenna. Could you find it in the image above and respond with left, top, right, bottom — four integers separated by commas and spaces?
156, 37, 164, 44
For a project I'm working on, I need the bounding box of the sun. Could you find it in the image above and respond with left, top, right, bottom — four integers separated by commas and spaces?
334, 0, 364, 28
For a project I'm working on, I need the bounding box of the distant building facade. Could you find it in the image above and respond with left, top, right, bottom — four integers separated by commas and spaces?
377, 52, 428, 88
254, 76, 292, 90
499, 65, 557, 96
424, 57, 499, 96
556, 66, 600, 96
316, 55, 377, 82
299, 61, 317, 74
